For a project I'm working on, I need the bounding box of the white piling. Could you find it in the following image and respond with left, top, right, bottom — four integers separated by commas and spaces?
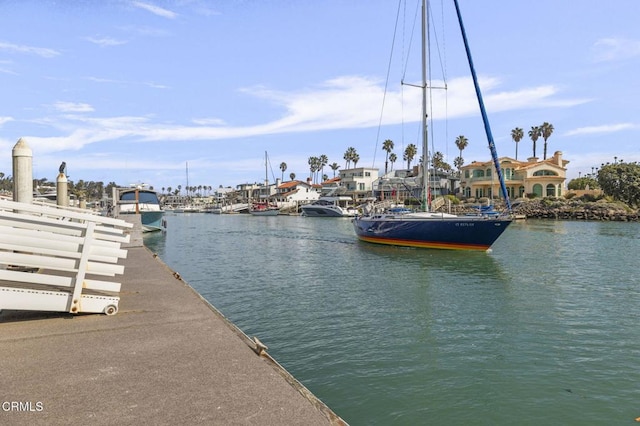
12, 138, 33, 204
57, 172, 69, 207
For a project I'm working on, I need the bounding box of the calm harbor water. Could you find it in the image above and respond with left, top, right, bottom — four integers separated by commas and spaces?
144, 214, 640, 425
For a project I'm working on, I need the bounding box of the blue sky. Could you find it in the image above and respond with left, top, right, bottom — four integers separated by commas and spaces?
1, 0, 638, 192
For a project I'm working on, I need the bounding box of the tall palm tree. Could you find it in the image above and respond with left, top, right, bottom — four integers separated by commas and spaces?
528, 126, 541, 159
389, 153, 398, 171
308, 156, 318, 182
404, 144, 418, 169
454, 135, 468, 166
352, 153, 360, 168
279, 162, 287, 181
541, 122, 554, 160
319, 154, 328, 179
289, 172, 296, 181
330, 162, 340, 177
382, 139, 394, 174
511, 127, 524, 160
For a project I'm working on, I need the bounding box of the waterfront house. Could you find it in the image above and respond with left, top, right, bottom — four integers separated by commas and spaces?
338, 167, 379, 203
459, 151, 569, 199
274, 180, 321, 204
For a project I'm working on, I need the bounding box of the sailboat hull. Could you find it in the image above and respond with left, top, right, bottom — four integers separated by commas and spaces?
352, 215, 512, 250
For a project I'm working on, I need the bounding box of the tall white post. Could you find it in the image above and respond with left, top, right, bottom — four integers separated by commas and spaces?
12, 138, 33, 204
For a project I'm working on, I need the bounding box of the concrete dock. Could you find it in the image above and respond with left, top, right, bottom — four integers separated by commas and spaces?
0, 246, 345, 425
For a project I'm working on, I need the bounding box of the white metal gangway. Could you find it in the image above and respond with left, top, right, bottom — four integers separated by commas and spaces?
0, 199, 133, 316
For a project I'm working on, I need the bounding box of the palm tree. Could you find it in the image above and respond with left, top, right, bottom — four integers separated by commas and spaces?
432, 151, 445, 171
454, 156, 464, 171
404, 144, 418, 169
382, 139, 394, 174
279, 162, 287, 181
511, 127, 524, 160
541, 122, 554, 160
319, 154, 328, 179
289, 172, 296, 181
454, 135, 469, 171
352, 153, 360, 168
389, 153, 397, 171
454, 135, 468, 166
343, 147, 357, 169
330, 162, 340, 177
528, 126, 541, 159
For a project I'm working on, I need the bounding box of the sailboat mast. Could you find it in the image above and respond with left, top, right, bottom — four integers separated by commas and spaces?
453, 0, 512, 212
264, 151, 268, 200
421, 0, 429, 212
186, 162, 189, 194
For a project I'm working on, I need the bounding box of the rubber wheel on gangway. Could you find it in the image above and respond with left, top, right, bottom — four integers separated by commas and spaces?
104, 305, 118, 316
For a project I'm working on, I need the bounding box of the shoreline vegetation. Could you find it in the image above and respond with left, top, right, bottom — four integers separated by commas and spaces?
439, 197, 639, 222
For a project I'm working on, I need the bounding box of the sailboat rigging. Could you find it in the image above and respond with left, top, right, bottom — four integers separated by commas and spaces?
352, 0, 512, 251
249, 151, 280, 216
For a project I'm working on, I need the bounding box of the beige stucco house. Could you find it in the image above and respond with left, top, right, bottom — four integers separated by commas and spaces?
459, 151, 569, 199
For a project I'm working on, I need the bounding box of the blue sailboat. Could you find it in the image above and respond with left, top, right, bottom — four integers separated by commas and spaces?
352, 0, 512, 251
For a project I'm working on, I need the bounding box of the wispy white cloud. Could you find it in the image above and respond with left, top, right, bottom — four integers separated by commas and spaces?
0, 41, 60, 58
0, 117, 14, 126
53, 102, 95, 113
192, 118, 227, 126
132, 1, 178, 19
592, 37, 640, 62
564, 123, 637, 136
21, 74, 583, 154
85, 36, 128, 47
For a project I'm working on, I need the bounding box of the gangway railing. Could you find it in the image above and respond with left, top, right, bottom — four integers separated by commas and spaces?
0, 199, 133, 316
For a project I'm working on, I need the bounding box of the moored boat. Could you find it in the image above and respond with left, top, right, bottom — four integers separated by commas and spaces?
352, 0, 513, 251
249, 201, 280, 216
115, 185, 165, 232
301, 196, 357, 217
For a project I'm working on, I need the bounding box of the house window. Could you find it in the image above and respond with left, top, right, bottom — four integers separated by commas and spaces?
533, 170, 558, 177
473, 170, 485, 178
358, 183, 365, 191
504, 168, 512, 179
546, 184, 556, 197
464, 170, 470, 178
486, 168, 492, 177
533, 184, 543, 197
